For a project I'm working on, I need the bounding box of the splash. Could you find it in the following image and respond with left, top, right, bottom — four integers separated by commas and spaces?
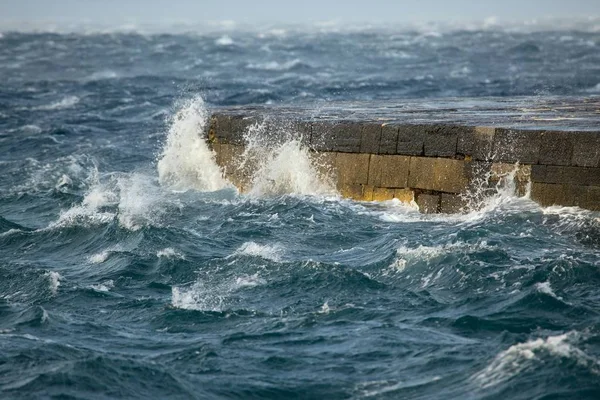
157, 96, 228, 192
234, 120, 336, 197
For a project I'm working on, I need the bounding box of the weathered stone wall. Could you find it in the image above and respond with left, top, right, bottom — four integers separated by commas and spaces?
207, 113, 600, 213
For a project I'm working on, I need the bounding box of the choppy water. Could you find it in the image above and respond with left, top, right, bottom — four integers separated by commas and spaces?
1, 24, 600, 399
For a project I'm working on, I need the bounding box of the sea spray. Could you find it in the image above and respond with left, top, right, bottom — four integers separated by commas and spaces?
233, 119, 336, 197
157, 96, 229, 192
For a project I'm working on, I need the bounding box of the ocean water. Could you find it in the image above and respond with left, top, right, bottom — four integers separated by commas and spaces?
1, 24, 600, 399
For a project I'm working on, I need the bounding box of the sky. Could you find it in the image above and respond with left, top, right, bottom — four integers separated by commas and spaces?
2, 0, 600, 22
1, 0, 599, 30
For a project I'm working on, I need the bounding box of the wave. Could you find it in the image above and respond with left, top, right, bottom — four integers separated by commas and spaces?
246, 59, 311, 71
472, 331, 598, 388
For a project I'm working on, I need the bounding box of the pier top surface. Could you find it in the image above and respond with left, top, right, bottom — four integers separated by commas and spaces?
212, 96, 600, 131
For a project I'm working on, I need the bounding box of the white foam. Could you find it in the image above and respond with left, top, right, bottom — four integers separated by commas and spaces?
473, 332, 596, 388
171, 283, 226, 312
37, 96, 79, 111
233, 241, 283, 262
586, 83, 600, 93
233, 274, 266, 289
246, 59, 305, 71
46, 271, 62, 295
157, 96, 229, 192
215, 35, 234, 46
90, 280, 114, 292
536, 281, 563, 301
157, 247, 185, 259
89, 250, 110, 264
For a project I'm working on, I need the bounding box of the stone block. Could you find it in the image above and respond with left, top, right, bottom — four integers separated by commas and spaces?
571, 132, 600, 167
530, 182, 598, 209
228, 115, 257, 145
311, 152, 337, 183
440, 193, 466, 213
291, 120, 312, 148
367, 155, 410, 188
396, 125, 425, 156
309, 122, 334, 152
539, 131, 573, 166
417, 194, 440, 213
457, 127, 495, 161
493, 128, 542, 164
530, 165, 600, 186
360, 124, 382, 153
408, 157, 468, 194
210, 113, 231, 143
330, 123, 362, 153
379, 125, 399, 154
489, 163, 531, 183
339, 184, 365, 200
335, 153, 370, 186
394, 188, 415, 203
362, 185, 375, 201
372, 187, 395, 201
423, 125, 461, 157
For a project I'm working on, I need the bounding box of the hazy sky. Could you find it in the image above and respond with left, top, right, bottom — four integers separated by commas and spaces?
2, 0, 600, 25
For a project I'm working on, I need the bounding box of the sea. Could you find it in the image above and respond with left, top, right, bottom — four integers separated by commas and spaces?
1, 20, 600, 399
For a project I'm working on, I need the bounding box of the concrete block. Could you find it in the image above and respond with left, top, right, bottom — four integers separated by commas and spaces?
417, 194, 440, 214
571, 132, 600, 167
360, 124, 382, 153
440, 193, 466, 213
539, 131, 573, 166
367, 155, 410, 188
396, 125, 425, 156
408, 157, 468, 193
493, 128, 542, 164
335, 153, 370, 186
372, 187, 395, 201
394, 188, 415, 203
379, 125, 399, 154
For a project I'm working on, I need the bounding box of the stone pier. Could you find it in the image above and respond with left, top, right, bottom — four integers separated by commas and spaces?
205, 98, 600, 213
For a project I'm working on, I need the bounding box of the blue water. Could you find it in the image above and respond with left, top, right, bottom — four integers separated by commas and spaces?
1, 26, 600, 399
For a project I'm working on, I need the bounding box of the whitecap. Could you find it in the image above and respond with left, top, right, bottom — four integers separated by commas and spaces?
46, 271, 62, 295
157, 247, 185, 259
90, 280, 114, 292
89, 250, 110, 264
535, 281, 563, 301
37, 96, 80, 111
215, 35, 234, 46
473, 332, 596, 388
233, 241, 283, 262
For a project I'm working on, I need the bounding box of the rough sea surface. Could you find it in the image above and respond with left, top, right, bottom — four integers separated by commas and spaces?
1, 23, 600, 399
